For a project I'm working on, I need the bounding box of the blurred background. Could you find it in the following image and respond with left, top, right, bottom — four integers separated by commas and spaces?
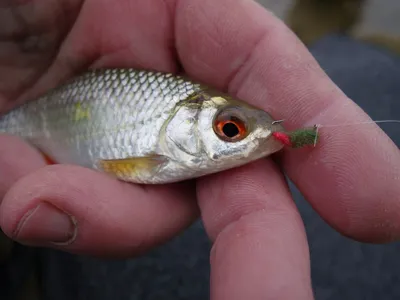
258, 0, 400, 53
2, 1, 400, 300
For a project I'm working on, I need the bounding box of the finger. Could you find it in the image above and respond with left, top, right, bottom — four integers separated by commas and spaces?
175, 0, 400, 242
0, 0, 200, 257
0, 135, 48, 260
197, 160, 313, 300
0, 164, 198, 257
0, 135, 46, 200
19, 0, 179, 107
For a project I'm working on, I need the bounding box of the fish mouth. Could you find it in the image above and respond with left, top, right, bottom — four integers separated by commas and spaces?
257, 131, 285, 157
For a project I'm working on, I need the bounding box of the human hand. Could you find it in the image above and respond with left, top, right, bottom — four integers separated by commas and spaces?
1, 1, 399, 299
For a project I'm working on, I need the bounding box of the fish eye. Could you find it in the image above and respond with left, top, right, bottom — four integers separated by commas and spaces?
213, 108, 248, 142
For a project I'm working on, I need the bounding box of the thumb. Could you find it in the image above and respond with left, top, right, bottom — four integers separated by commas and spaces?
0, 164, 198, 257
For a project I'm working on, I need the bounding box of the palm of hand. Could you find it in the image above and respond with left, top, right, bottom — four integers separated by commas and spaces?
0, 0, 178, 110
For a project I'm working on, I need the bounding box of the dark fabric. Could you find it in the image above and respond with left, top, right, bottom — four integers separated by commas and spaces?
1, 34, 400, 300
0, 242, 37, 299
39, 222, 211, 300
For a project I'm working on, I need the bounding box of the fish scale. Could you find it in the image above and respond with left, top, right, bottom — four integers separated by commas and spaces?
0, 68, 285, 184
0, 69, 203, 168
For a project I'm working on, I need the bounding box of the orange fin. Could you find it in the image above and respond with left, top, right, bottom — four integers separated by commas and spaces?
98, 155, 168, 180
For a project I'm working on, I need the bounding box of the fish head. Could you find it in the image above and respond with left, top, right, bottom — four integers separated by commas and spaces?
194, 90, 285, 169
163, 88, 285, 175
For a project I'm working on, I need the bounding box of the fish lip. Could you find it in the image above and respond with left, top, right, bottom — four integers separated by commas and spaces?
257, 132, 285, 155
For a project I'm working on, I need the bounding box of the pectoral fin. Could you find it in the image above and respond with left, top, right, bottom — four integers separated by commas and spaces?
98, 155, 168, 181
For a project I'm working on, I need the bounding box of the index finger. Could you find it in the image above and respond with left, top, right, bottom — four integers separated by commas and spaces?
197, 160, 314, 300
175, 0, 400, 242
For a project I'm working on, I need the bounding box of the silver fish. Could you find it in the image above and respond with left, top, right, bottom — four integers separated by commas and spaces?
0, 68, 284, 184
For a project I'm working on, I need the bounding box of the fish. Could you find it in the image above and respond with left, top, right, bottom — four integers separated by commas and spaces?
0, 68, 285, 184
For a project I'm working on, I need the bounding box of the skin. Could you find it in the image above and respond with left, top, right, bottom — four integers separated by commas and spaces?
0, 0, 399, 299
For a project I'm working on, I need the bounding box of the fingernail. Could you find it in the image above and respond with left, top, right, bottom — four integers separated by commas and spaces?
13, 202, 77, 245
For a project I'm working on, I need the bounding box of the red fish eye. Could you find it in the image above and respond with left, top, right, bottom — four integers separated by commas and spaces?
214, 112, 248, 142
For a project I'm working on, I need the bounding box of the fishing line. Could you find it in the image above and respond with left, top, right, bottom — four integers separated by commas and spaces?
316, 120, 400, 128
313, 120, 400, 146
272, 119, 400, 149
